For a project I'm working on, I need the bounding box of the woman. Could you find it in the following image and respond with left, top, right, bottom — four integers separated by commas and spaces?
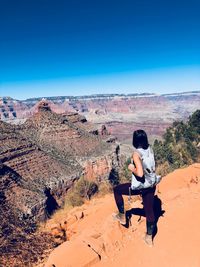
113, 129, 160, 246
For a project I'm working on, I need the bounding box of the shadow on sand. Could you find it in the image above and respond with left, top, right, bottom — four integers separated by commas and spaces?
125, 195, 165, 239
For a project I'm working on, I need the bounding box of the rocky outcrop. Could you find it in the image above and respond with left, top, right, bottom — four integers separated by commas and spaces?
81, 144, 120, 181
21, 101, 120, 181
0, 138, 55, 267
0, 102, 121, 266
1, 108, 120, 221
0, 96, 31, 121
0, 120, 80, 221
0, 102, 121, 220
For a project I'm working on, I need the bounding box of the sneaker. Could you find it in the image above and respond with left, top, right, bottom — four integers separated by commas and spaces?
112, 212, 126, 224
144, 234, 153, 247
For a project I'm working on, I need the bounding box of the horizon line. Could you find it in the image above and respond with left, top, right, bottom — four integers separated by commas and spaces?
1, 89, 200, 101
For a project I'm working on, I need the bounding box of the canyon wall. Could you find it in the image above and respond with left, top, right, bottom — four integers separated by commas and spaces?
1, 92, 200, 142
0, 101, 121, 266
0, 101, 120, 222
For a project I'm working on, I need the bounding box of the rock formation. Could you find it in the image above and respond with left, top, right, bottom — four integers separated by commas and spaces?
0, 97, 29, 120
1, 92, 200, 143
0, 120, 75, 220
0, 121, 56, 266
21, 101, 120, 182
0, 101, 120, 266
1, 101, 120, 219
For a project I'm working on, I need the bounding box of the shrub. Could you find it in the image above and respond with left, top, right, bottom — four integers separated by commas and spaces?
97, 181, 113, 196
65, 190, 84, 208
189, 110, 200, 134
108, 168, 120, 186
118, 157, 132, 184
87, 181, 98, 199
64, 176, 99, 207
153, 109, 200, 171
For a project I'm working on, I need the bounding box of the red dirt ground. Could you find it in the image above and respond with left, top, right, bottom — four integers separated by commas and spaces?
45, 163, 200, 267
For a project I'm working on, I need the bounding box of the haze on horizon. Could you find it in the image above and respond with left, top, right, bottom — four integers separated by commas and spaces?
0, 0, 200, 100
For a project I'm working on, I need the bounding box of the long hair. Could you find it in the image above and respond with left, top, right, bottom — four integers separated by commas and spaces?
132, 129, 149, 149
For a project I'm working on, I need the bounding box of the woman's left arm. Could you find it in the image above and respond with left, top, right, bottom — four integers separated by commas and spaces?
128, 153, 144, 177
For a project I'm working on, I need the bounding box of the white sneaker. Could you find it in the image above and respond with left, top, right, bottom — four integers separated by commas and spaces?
144, 234, 153, 247
112, 212, 126, 224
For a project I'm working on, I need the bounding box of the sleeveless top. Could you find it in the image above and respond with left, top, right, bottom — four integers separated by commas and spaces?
131, 146, 161, 190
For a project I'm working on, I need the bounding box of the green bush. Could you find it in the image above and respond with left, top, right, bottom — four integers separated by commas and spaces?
189, 110, 200, 134
153, 109, 200, 172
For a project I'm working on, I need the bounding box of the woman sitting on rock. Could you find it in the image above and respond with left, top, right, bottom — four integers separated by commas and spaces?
113, 129, 161, 246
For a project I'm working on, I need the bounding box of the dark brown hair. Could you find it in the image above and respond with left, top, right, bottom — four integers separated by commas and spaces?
132, 129, 149, 149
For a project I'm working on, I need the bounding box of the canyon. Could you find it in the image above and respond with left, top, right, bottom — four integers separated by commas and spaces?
1, 91, 200, 143
1, 92, 200, 266
0, 101, 120, 266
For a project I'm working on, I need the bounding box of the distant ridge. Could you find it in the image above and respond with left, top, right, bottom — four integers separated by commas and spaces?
1, 90, 200, 102
1, 91, 200, 143
162, 90, 200, 96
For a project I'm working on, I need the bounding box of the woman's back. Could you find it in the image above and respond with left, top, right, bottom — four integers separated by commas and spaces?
131, 146, 161, 189
136, 146, 155, 175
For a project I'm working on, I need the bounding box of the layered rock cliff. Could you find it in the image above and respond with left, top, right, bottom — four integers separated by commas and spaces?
1, 101, 120, 220
0, 120, 79, 221
1, 92, 200, 142
0, 97, 30, 121
0, 102, 121, 266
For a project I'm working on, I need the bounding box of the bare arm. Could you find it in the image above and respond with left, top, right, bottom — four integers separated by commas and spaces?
128, 153, 144, 177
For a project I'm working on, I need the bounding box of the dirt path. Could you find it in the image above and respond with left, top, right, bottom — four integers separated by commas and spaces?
45, 164, 200, 267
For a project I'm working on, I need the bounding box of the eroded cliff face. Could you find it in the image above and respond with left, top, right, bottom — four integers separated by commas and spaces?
21, 101, 120, 181
0, 122, 56, 267
0, 97, 30, 121
0, 102, 121, 221
0, 102, 121, 266
0, 120, 79, 221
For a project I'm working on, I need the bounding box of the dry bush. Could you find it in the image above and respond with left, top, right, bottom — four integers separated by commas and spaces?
0, 205, 55, 267
64, 176, 98, 208
156, 161, 171, 177
97, 180, 113, 196
65, 189, 84, 208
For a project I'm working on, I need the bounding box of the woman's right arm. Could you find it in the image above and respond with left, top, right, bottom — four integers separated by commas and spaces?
128, 153, 144, 177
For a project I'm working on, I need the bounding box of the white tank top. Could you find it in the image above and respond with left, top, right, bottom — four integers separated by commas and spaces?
131, 146, 161, 190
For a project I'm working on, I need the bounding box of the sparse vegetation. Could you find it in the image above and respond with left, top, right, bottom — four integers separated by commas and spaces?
0, 203, 55, 267
64, 176, 98, 208
59, 110, 200, 210
97, 180, 113, 196
153, 110, 200, 175
118, 157, 132, 183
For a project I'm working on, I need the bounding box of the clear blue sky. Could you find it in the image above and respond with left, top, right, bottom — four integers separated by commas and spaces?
0, 0, 200, 100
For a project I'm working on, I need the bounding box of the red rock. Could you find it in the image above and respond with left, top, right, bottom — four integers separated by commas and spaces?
45, 164, 200, 267
45, 239, 100, 267
66, 215, 78, 225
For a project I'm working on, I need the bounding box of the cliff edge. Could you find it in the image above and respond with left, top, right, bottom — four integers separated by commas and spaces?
44, 163, 200, 267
